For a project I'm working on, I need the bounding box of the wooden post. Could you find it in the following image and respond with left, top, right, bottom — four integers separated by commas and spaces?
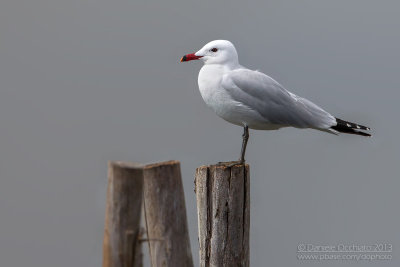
103, 162, 144, 267
195, 164, 250, 267
143, 160, 194, 267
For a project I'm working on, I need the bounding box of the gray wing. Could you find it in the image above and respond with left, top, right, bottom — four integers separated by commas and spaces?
221, 68, 336, 129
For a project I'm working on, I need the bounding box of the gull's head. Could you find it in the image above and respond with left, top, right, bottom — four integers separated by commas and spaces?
180, 40, 239, 66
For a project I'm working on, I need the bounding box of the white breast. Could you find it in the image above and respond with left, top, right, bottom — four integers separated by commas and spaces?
197, 64, 270, 128
197, 64, 226, 113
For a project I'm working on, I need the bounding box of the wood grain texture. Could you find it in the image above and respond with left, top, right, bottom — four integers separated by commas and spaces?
195, 164, 250, 267
103, 162, 144, 267
143, 160, 194, 267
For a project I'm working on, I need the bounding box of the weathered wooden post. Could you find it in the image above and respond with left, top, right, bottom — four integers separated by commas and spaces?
143, 160, 194, 267
195, 164, 250, 267
103, 162, 144, 267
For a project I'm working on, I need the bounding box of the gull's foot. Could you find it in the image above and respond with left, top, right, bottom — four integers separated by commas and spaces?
216, 160, 245, 168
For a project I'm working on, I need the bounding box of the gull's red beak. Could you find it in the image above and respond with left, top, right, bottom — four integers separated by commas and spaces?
180, 53, 202, 62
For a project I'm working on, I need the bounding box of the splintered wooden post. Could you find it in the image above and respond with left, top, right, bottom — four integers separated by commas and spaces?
103, 162, 144, 267
195, 164, 250, 267
143, 160, 194, 267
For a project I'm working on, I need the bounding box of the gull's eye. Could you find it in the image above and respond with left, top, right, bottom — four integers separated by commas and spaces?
210, 48, 218, 52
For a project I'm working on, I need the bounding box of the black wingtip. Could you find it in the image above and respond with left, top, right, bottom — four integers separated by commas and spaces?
331, 117, 371, 137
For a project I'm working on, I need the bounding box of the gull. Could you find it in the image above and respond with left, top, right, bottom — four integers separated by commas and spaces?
180, 40, 371, 166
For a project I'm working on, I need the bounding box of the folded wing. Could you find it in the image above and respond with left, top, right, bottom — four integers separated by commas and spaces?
221, 69, 336, 130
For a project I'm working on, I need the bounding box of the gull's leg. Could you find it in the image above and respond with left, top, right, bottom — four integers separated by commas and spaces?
218, 125, 249, 167
239, 125, 249, 163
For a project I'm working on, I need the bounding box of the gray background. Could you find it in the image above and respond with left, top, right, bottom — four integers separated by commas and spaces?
0, 0, 399, 266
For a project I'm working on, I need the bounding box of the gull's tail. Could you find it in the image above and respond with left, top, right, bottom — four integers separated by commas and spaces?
330, 118, 371, 137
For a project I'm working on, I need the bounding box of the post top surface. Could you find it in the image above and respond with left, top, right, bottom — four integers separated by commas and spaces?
196, 163, 249, 171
